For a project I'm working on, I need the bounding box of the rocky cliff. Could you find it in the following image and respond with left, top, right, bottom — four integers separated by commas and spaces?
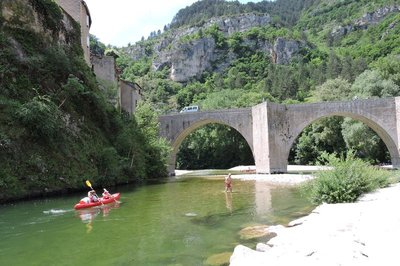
330, 5, 400, 40
124, 13, 306, 83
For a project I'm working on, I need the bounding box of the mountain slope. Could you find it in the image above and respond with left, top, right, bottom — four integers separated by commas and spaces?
114, 0, 400, 169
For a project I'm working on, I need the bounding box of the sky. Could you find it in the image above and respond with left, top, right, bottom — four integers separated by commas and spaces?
84, 0, 263, 47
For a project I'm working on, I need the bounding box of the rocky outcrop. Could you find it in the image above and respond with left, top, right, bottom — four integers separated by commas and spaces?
331, 5, 400, 39
152, 36, 304, 83
125, 13, 305, 83
206, 13, 272, 36
1, 0, 78, 59
169, 38, 217, 82
272, 37, 304, 65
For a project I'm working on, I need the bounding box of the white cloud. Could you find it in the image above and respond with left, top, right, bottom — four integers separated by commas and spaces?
84, 0, 262, 47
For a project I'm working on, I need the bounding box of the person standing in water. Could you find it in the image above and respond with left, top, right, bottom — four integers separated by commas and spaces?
225, 173, 233, 192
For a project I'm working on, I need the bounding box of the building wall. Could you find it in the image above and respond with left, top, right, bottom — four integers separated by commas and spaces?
56, 0, 91, 65
91, 55, 117, 83
119, 81, 142, 115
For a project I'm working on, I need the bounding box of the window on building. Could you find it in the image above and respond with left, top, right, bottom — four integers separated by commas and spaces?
86, 15, 90, 27
87, 36, 90, 47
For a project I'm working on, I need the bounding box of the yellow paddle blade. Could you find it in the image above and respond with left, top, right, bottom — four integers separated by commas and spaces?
85, 180, 92, 188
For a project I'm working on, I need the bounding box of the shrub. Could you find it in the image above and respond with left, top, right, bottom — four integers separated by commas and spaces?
303, 151, 391, 204
15, 91, 64, 142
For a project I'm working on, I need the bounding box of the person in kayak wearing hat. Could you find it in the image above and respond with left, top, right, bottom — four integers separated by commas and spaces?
102, 188, 111, 199
88, 190, 99, 202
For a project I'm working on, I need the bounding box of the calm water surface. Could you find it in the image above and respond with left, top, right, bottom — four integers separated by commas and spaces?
0, 173, 313, 266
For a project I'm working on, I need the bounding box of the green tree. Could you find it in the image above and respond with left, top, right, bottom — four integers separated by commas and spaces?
290, 117, 346, 165
351, 70, 400, 98
134, 102, 171, 177
341, 118, 389, 164
314, 78, 352, 101
90, 34, 106, 56
176, 124, 254, 169
371, 56, 400, 87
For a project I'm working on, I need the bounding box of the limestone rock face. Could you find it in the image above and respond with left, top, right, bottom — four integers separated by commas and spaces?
211, 13, 272, 35
125, 13, 306, 83
169, 38, 217, 82
331, 5, 400, 39
272, 38, 303, 65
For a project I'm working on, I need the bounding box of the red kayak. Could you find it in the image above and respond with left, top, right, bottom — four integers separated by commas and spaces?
74, 193, 120, 210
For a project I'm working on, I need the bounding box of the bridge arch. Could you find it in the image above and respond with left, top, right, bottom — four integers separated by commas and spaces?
266, 98, 400, 173
159, 108, 254, 175
284, 112, 396, 166
170, 119, 254, 171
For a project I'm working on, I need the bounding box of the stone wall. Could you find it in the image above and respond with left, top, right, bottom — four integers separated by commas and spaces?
119, 80, 142, 115
55, 0, 91, 65
91, 54, 117, 84
1, 0, 78, 55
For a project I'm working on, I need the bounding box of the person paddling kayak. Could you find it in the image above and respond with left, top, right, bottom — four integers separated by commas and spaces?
88, 190, 99, 203
102, 188, 111, 199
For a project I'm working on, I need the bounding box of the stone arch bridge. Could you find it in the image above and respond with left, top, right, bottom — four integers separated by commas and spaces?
159, 98, 400, 176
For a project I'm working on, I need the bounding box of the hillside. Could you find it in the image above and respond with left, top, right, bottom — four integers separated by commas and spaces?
0, 0, 169, 203
112, 0, 400, 169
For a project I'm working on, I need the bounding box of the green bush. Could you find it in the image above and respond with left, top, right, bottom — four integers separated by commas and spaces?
303, 151, 391, 204
15, 91, 64, 142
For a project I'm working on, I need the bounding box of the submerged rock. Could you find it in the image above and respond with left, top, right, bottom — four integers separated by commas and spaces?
204, 252, 232, 266
238, 225, 276, 240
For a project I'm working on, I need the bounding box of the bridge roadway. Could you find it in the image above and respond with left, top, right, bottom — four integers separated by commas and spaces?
159, 98, 400, 176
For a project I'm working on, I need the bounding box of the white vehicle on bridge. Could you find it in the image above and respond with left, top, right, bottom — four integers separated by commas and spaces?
180, 105, 200, 113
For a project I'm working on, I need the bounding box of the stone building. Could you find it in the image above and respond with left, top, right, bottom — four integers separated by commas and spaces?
91, 53, 142, 114
91, 54, 118, 85
55, 0, 92, 65
118, 80, 143, 115
56, 0, 142, 114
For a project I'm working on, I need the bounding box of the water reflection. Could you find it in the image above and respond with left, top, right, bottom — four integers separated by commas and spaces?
75, 202, 120, 233
225, 192, 233, 213
255, 181, 272, 216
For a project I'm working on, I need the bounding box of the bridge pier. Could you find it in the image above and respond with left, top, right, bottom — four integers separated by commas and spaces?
252, 102, 290, 174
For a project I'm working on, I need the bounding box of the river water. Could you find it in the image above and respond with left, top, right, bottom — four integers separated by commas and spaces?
0, 172, 313, 266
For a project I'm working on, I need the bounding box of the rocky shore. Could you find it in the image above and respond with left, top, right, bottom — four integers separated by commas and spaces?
175, 165, 399, 265
230, 183, 400, 266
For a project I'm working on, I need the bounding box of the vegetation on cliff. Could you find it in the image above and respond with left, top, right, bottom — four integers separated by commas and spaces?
0, 0, 168, 202
114, 0, 400, 170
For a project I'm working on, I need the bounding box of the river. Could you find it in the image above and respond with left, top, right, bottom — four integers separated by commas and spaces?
0, 172, 313, 266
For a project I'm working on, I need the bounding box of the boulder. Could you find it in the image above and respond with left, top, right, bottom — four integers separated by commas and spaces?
238, 224, 276, 240
204, 252, 232, 266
